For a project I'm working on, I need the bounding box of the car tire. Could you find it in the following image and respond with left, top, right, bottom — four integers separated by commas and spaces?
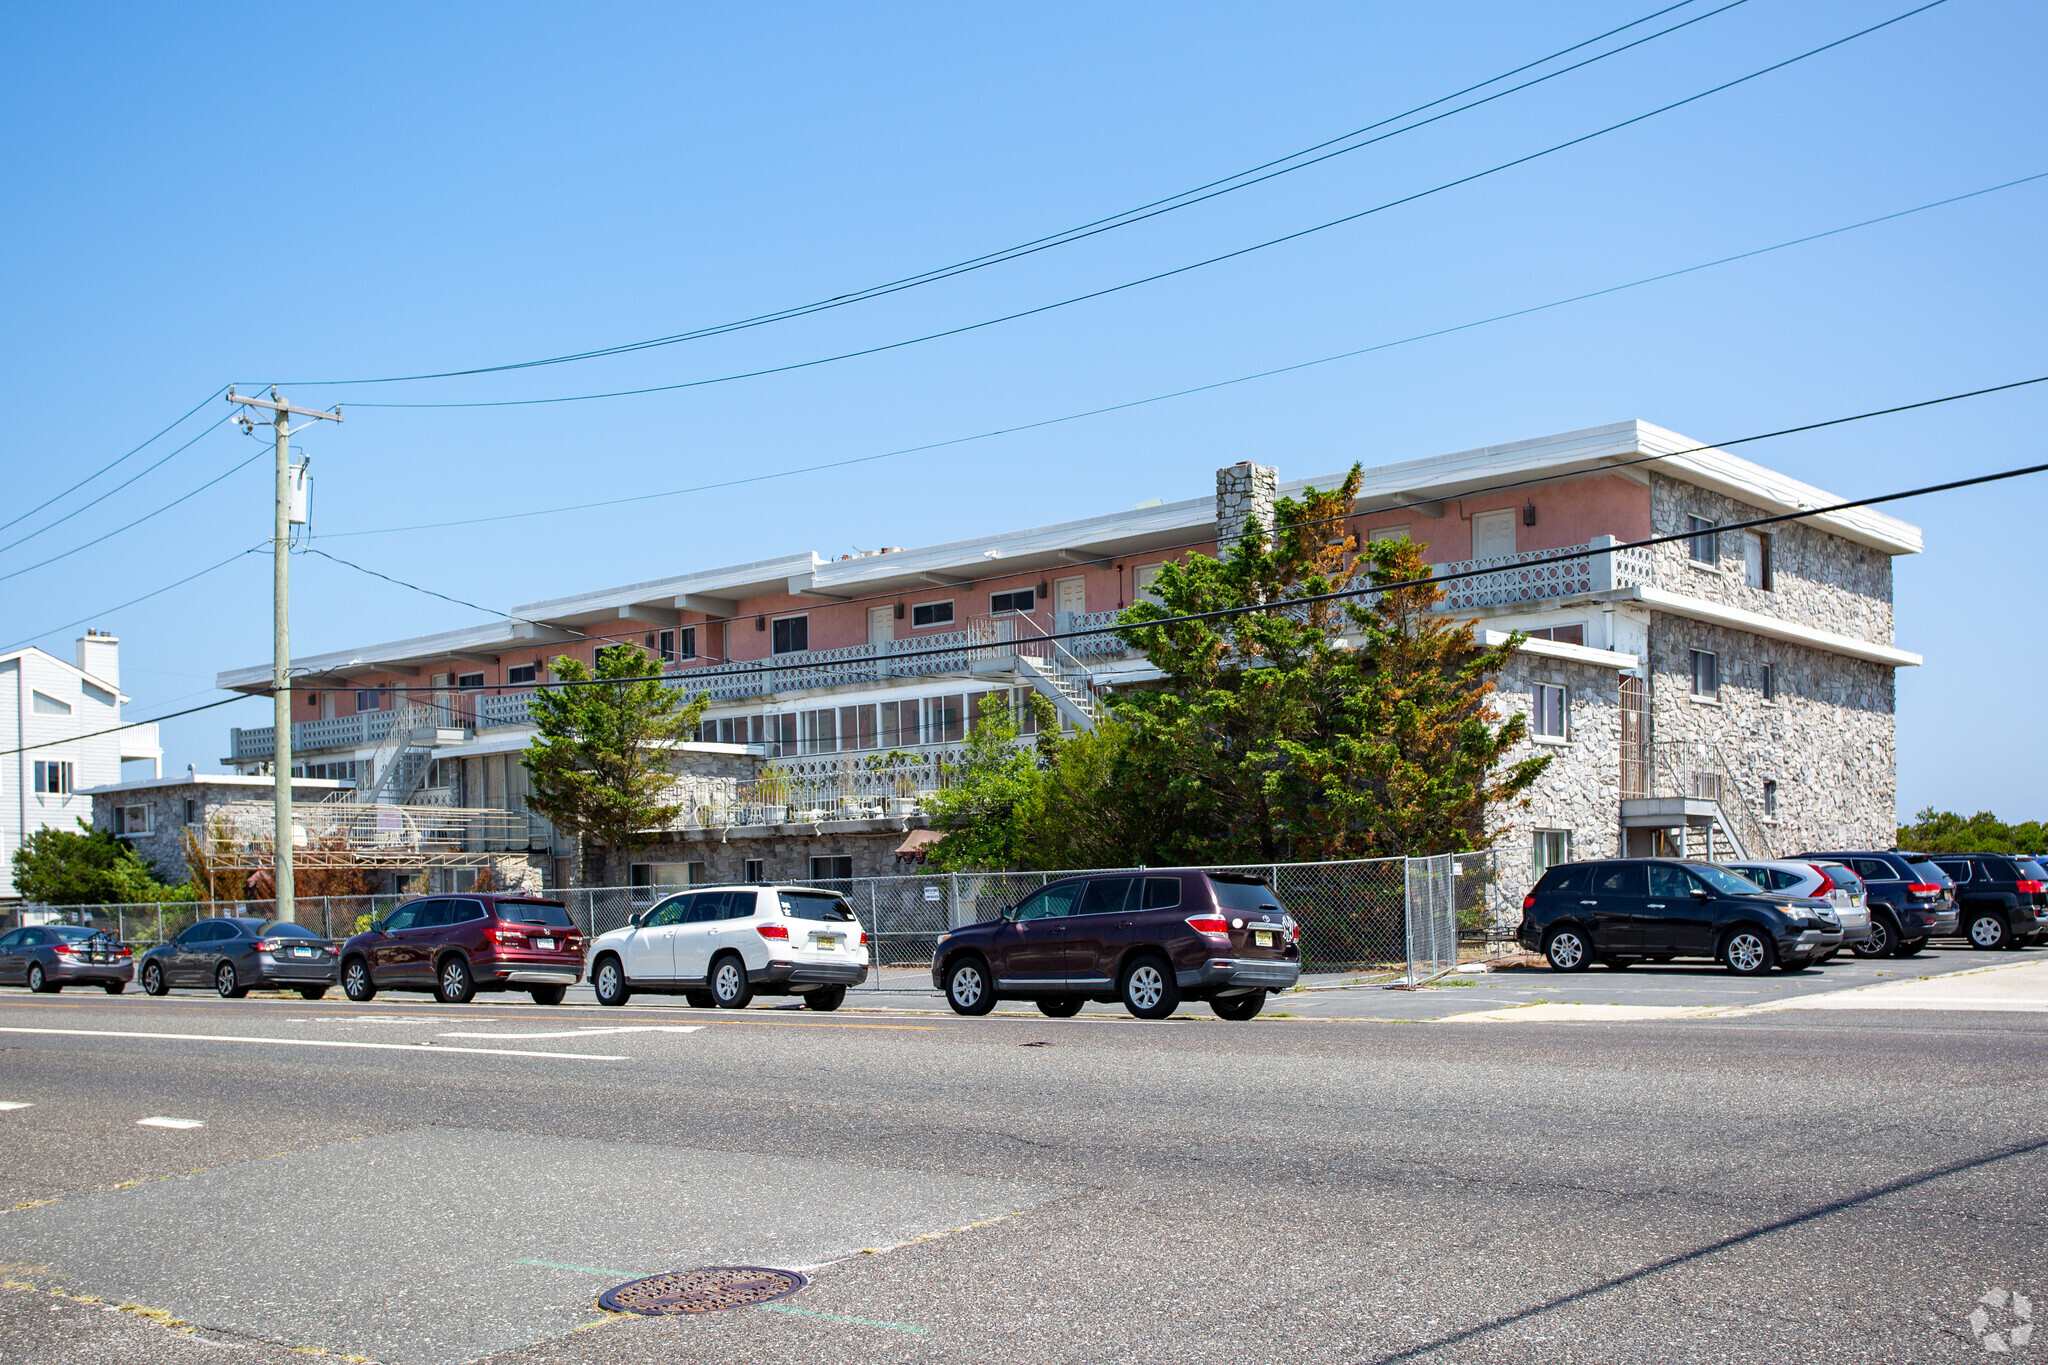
1210, 991, 1266, 1021
1120, 954, 1180, 1020
26, 963, 56, 994
215, 962, 249, 999
527, 984, 567, 1005
1853, 914, 1896, 959
1722, 926, 1775, 977
1544, 928, 1592, 973
297, 987, 328, 1001
1036, 996, 1084, 1018
592, 955, 630, 1007
1967, 911, 2011, 951
944, 957, 996, 1016
803, 985, 847, 1012
141, 961, 168, 996
104, 981, 125, 995
341, 956, 376, 1002
684, 991, 715, 1009
1896, 937, 1927, 958
709, 953, 753, 1009
434, 956, 475, 1005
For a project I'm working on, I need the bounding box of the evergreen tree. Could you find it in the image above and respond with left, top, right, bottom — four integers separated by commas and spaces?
11, 821, 185, 905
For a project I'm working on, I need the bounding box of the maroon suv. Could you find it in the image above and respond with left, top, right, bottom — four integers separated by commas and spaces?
931, 870, 1300, 1020
339, 895, 584, 1004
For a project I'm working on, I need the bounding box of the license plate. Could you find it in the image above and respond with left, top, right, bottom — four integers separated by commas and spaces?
91, 953, 108, 963
811, 935, 837, 950
535, 937, 557, 951
1254, 931, 1276, 948
292, 947, 313, 958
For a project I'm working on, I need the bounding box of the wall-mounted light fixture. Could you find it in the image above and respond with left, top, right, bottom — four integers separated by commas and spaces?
1036, 580, 1049, 597
755, 615, 766, 632
894, 601, 905, 620
1522, 501, 1537, 527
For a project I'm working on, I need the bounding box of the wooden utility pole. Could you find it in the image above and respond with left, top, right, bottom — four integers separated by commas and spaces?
226, 387, 342, 923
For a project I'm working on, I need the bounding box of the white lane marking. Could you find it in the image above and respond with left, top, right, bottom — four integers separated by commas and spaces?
0, 1102, 33, 1111
0, 1027, 625, 1061
137, 1117, 204, 1130
437, 1025, 705, 1039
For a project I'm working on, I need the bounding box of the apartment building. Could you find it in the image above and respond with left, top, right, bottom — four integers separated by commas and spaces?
3, 632, 161, 901
215, 420, 1920, 900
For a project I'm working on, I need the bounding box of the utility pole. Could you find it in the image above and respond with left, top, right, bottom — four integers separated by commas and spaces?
227, 387, 342, 924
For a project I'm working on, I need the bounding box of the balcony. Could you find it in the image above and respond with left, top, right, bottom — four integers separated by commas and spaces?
1432, 536, 1652, 613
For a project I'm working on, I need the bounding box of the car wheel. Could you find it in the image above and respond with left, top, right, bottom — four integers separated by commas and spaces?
1967, 911, 2011, 951
1853, 914, 1895, 959
803, 985, 847, 1012
684, 990, 715, 1009
434, 956, 475, 1005
26, 963, 55, 994
944, 957, 996, 1016
1544, 928, 1591, 973
1036, 996, 1084, 1018
297, 987, 327, 1001
709, 953, 753, 1009
1120, 954, 1180, 1020
527, 984, 567, 1005
141, 961, 168, 996
215, 962, 249, 999
592, 955, 630, 1007
1896, 937, 1928, 958
341, 957, 376, 1002
103, 981, 125, 995
1723, 927, 1775, 977
1210, 991, 1266, 1021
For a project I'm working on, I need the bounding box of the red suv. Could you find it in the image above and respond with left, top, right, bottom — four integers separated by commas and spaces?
339, 895, 584, 1004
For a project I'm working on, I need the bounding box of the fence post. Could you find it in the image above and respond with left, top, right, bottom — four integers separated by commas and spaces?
868, 879, 881, 991
948, 872, 960, 932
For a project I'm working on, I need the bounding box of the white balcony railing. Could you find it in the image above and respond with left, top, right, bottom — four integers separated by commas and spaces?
1432, 536, 1651, 613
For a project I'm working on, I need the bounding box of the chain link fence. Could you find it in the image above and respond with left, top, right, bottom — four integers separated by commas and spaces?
6, 848, 1507, 988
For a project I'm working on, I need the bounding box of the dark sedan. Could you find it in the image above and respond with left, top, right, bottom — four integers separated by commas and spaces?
0, 924, 133, 993
138, 918, 339, 999
1519, 858, 1843, 975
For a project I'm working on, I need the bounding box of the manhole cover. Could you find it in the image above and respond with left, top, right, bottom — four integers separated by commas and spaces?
598, 1266, 809, 1315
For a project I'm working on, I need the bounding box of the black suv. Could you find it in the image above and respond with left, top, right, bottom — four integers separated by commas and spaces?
931, 870, 1300, 1020
1797, 851, 1959, 958
1518, 858, 1841, 975
1926, 853, 2048, 950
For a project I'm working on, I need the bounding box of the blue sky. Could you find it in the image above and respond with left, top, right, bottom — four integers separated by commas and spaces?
2, 0, 2041, 820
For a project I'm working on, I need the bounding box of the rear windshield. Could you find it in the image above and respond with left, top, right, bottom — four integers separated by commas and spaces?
48, 925, 102, 941
1208, 878, 1282, 913
1906, 860, 1947, 883
1815, 863, 1863, 891
2019, 860, 2048, 880
498, 901, 573, 928
258, 922, 320, 938
778, 891, 855, 922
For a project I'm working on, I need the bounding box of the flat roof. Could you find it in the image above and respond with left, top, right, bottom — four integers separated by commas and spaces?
85, 774, 353, 796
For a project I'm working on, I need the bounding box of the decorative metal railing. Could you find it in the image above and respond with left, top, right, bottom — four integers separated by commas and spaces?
646, 747, 972, 832
203, 800, 534, 866
1433, 537, 1652, 613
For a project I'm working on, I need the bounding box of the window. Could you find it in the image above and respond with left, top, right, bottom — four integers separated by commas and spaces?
676, 626, 697, 661
1761, 662, 1776, 702
771, 616, 809, 655
1763, 779, 1778, 817
656, 629, 676, 662
1689, 648, 1719, 699
455, 672, 484, 689
1532, 684, 1567, 739
183, 798, 198, 825
910, 600, 954, 629
596, 644, 638, 669
1075, 878, 1134, 916
32, 761, 72, 794
120, 803, 152, 835
1133, 565, 1164, 605
1367, 525, 1410, 543
31, 690, 71, 716
779, 891, 855, 921
809, 856, 853, 882
1686, 515, 1717, 565
1744, 531, 1775, 590
1524, 624, 1585, 646
744, 859, 765, 883
1648, 863, 1697, 899
989, 588, 1036, 615
356, 688, 384, 711
1593, 863, 1645, 896
927, 694, 964, 744
630, 864, 692, 902
1141, 877, 1182, 909
507, 664, 537, 686
1012, 883, 1085, 921
1533, 830, 1571, 878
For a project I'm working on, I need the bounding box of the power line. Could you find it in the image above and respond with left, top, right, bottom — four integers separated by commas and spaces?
0, 414, 235, 558
273, 1, 1733, 389
0, 692, 261, 759
332, 1, 1950, 412
322, 170, 2047, 541
0, 444, 264, 586
0, 387, 228, 536
0, 544, 265, 655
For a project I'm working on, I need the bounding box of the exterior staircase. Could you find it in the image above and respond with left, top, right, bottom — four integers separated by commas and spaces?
1014, 654, 1101, 732
356, 704, 439, 804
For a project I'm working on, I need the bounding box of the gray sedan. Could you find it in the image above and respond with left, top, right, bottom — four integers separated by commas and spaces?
138, 918, 338, 999
0, 924, 134, 993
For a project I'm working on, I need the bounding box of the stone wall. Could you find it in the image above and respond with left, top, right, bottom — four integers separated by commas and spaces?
1647, 473, 1894, 645
1647, 612, 1895, 855
1216, 461, 1278, 551
94, 780, 338, 885
1485, 652, 1627, 908
614, 825, 918, 885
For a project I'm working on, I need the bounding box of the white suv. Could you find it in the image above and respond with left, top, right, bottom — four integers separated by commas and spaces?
588, 884, 869, 1011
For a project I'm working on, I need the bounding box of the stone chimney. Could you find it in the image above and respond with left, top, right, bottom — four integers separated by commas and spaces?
1216, 462, 1278, 552
76, 630, 118, 689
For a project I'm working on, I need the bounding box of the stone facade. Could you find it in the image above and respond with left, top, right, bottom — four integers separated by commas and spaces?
1646, 473, 1894, 645
1216, 461, 1278, 551
609, 823, 924, 886
93, 776, 350, 884
1485, 651, 1628, 906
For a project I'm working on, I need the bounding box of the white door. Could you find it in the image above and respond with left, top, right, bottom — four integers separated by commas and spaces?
1053, 576, 1086, 625
624, 894, 690, 981
1471, 510, 1517, 562
867, 605, 894, 645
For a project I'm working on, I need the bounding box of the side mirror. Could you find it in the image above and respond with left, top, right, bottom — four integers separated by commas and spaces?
1690, 887, 1710, 900
629, 911, 644, 929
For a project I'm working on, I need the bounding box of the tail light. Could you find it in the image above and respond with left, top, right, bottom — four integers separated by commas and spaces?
1908, 883, 1941, 897
491, 928, 526, 946
1522, 893, 1537, 911
115, 945, 133, 958
324, 944, 339, 956
1806, 866, 1835, 895
2017, 880, 2045, 894
255, 938, 283, 952
757, 924, 789, 940
858, 931, 868, 945
53, 942, 79, 956
1185, 915, 1230, 937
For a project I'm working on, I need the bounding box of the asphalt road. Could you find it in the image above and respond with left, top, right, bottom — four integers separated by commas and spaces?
1, 955, 2044, 1364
